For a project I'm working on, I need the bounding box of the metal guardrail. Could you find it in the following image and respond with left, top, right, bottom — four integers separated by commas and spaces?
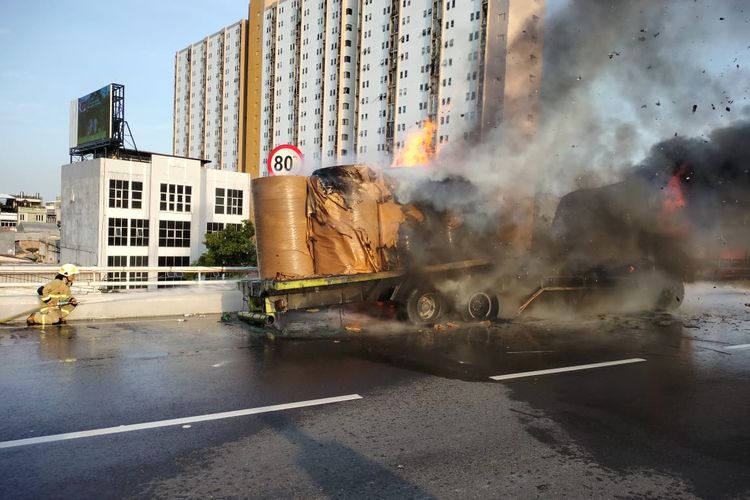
0, 266, 259, 291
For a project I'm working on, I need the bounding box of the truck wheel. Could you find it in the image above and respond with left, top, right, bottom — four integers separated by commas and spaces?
405, 288, 446, 325
655, 280, 685, 311
460, 291, 499, 321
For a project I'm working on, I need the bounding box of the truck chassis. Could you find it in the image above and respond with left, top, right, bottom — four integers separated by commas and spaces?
238, 259, 683, 329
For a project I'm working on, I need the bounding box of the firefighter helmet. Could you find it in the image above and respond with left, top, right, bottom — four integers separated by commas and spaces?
59, 263, 80, 277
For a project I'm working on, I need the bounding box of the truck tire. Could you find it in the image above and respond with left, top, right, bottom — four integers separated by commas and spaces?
655, 280, 685, 311
460, 291, 499, 321
404, 288, 446, 325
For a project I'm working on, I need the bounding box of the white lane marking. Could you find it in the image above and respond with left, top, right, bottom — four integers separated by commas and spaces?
489, 358, 646, 381
725, 343, 750, 351
0, 394, 362, 450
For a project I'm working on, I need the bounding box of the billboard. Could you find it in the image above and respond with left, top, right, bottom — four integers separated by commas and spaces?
70, 85, 112, 148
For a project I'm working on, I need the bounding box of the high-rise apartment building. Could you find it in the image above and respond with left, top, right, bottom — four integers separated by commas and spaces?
254, 0, 544, 172
173, 20, 249, 172
174, 1, 544, 175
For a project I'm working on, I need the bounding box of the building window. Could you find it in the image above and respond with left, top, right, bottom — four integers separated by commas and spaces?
226, 189, 243, 215
157, 254, 188, 268
109, 179, 129, 208
129, 255, 148, 289
108, 218, 128, 246
107, 255, 127, 290
158, 220, 191, 247
131, 181, 143, 209
157, 256, 190, 286
130, 219, 149, 246
215, 188, 225, 214
160, 184, 192, 212
207, 222, 225, 234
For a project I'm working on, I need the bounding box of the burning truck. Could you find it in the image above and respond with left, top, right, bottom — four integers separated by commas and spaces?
239, 122, 749, 328
553, 123, 750, 284
239, 164, 683, 328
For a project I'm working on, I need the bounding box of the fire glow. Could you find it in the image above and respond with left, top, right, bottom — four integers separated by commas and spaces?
392, 120, 437, 167
662, 165, 688, 215
659, 164, 690, 236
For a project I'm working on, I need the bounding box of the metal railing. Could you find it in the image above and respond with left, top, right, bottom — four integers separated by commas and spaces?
696, 258, 750, 279
0, 266, 259, 292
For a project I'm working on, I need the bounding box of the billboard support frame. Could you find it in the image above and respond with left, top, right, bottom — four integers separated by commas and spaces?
69, 83, 127, 162
111, 83, 124, 147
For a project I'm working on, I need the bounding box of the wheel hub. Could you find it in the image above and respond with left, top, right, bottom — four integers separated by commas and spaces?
467, 292, 492, 319
417, 294, 438, 320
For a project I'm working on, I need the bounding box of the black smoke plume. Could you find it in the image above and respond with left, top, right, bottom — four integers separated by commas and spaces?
552, 121, 750, 280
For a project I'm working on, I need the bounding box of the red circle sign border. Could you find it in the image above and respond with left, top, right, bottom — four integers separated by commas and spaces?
267, 144, 304, 176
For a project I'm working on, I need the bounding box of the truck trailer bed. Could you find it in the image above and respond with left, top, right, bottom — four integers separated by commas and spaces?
238, 259, 494, 326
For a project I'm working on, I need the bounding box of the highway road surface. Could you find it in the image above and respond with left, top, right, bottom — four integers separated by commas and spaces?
1, 282, 748, 498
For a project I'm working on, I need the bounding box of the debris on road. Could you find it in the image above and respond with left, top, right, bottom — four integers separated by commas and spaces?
434, 322, 461, 331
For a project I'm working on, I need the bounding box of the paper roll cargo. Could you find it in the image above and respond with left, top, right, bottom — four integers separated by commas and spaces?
251, 176, 314, 280
308, 165, 383, 275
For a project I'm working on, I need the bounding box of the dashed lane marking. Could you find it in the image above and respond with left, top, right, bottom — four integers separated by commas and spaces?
0, 394, 363, 450
725, 343, 750, 351
489, 358, 647, 381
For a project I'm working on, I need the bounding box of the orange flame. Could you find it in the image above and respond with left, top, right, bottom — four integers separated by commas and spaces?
659, 164, 689, 235
661, 166, 687, 215
392, 120, 436, 167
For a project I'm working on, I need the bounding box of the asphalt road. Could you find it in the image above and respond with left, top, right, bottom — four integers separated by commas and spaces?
0, 282, 748, 499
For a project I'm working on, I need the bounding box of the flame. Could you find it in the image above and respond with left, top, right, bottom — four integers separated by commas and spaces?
659, 164, 689, 235
662, 176, 686, 214
392, 120, 436, 167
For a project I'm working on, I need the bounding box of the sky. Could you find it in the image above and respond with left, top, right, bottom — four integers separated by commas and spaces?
0, 0, 248, 201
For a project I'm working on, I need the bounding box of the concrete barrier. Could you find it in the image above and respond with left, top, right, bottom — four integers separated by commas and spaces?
0, 284, 244, 324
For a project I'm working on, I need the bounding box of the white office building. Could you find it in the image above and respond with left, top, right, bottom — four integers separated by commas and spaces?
173, 20, 249, 172
60, 154, 251, 273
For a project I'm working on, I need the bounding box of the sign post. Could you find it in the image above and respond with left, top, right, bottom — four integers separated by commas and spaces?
267, 144, 304, 176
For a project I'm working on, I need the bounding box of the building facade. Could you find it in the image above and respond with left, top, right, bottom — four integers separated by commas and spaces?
0, 193, 50, 230
45, 197, 61, 225
60, 154, 251, 272
0, 195, 18, 229
174, 0, 543, 175
253, 0, 544, 172
173, 20, 249, 173
0, 194, 60, 263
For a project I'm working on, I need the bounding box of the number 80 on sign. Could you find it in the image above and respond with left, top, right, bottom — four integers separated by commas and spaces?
267, 144, 304, 176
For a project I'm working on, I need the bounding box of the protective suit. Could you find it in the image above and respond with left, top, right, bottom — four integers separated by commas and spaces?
27, 264, 79, 326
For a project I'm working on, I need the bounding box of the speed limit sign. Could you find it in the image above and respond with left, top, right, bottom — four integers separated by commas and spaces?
267, 144, 304, 176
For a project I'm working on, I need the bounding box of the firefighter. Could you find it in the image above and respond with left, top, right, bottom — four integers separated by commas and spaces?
27, 263, 80, 326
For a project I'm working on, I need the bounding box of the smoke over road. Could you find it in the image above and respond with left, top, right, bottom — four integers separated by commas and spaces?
389, 0, 749, 283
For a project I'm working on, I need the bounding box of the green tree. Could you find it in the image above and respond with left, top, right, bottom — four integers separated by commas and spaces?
195, 219, 257, 267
